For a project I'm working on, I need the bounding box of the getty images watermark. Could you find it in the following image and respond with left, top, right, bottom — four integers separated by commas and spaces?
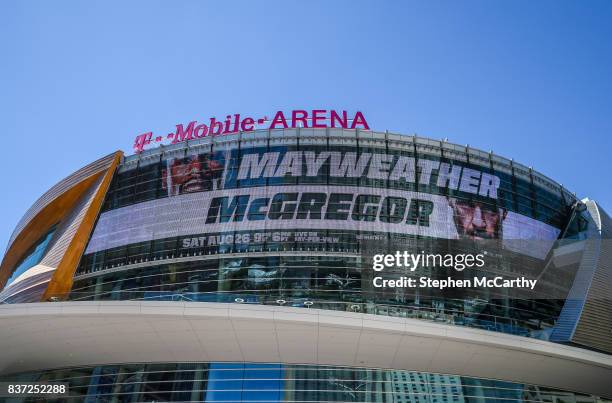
371, 251, 538, 290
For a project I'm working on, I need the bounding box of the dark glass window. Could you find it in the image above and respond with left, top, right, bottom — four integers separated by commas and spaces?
6, 226, 56, 286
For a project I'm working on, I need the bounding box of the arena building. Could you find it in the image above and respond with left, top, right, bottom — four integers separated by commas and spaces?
0, 127, 610, 402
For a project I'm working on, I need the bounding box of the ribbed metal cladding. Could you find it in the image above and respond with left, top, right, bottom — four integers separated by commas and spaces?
39, 174, 105, 268
573, 202, 612, 353
5, 152, 119, 252
0, 269, 53, 302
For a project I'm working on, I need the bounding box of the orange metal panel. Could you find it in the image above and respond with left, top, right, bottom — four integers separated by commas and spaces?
42, 151, 123, 300
0, 174, 101, 289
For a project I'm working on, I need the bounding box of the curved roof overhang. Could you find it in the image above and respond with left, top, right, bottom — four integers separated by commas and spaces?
0, 301, 610, 397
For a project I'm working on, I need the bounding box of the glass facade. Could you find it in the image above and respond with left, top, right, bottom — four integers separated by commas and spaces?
67, 131, 578, 341
6, 226, 55, 286
2, 362, 608, 403
70, 255, 563, 338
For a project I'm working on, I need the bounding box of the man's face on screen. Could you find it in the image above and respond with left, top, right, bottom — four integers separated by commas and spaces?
449, 199, 506, 240
171, 156, 204, 193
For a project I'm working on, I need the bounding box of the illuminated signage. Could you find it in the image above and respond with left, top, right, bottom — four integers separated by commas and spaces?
85, 184, 560, 259
133, 109, 369, 153
88, 144, 561, 260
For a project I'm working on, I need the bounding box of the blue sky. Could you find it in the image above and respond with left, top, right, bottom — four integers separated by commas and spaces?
1, 0, 611, 255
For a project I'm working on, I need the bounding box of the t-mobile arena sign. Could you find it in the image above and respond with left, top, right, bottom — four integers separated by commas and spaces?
133, 109, 370, 153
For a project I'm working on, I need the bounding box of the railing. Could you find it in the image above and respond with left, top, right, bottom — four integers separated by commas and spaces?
24, 290, 557, 339
0, 287, 559, 339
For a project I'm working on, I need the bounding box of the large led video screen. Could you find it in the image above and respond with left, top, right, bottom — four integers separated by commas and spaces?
86, 147, 561, 259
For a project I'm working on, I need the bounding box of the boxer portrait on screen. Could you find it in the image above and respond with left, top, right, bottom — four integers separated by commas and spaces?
162, 153, 223, 196
448, 197, 507, 240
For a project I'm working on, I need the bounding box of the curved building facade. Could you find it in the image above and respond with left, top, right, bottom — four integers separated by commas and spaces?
0, 129, 610, 402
